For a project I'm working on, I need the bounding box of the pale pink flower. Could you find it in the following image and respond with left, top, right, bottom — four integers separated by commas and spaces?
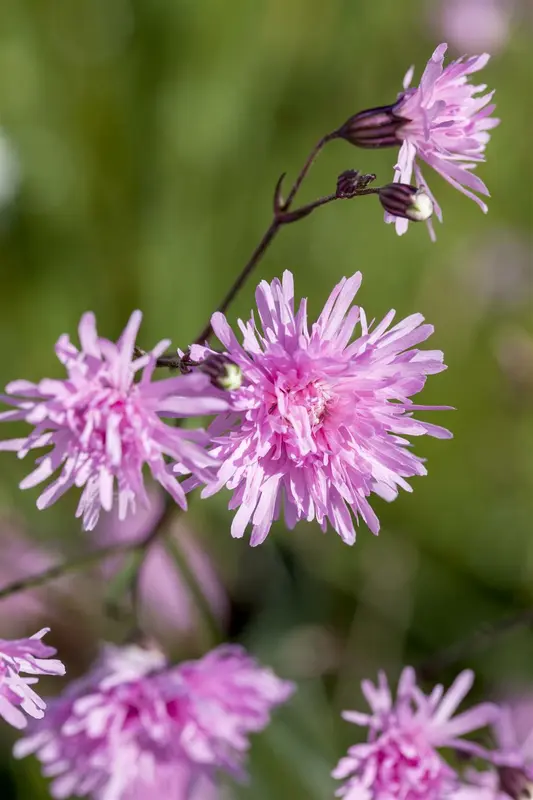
185, 270, 450, 546
433, 0, 515, 55
387, 42, 499, 239
448, 696, 533, 799
0, 628, 65, 730
0, 521, 61, 637
0, 311, 229, 530
339, 43, 499, 240
14, 643, 294, 799
332, 667, 499, 800
95, 488, 228, 645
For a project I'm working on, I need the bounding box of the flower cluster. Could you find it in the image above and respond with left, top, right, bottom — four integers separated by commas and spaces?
186, 270, 450, 545
0, 34, 507, 800
0, 629, 65, 730
14, 643, 294, 799
340, 42, 499, 239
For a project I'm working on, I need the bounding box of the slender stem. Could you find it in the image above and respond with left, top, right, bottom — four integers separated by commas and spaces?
419, 606, 533, 680
283, 193, 337, 220
0, 498, 175, 603
0, 542, 140, 600
283, 133, 337, 210
165, 533, 222, 646
0, 494, 221, 651
194, 220, 281, 345
109, 495, 178, 619
193, 132, 338, 345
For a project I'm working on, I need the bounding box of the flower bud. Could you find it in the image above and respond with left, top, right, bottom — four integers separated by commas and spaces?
199, 354, 242, 391
336, 170, 376, 199
337, 105, 407, 148
499, 765, 533, 799
378, 184, 433, 222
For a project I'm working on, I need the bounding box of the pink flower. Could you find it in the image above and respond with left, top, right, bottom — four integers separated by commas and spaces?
433, 0, 514, 55
14, 643, 294, 799
0, 628, 65, 730
332, 667, 499, 800
185, 271, 450, 546
452, 696, 533, 800
0, 311, 229, 530
448, 689, 533, 798
388, 43, 499, 239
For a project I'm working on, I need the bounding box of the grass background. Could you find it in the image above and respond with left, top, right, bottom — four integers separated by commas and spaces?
0, 0, 532, 797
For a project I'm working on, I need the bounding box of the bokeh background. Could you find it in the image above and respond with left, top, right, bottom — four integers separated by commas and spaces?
0, 0, 532, 797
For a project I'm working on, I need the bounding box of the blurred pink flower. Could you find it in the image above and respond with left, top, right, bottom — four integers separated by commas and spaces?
332, 667, 499, 800
186, 271, 450, 546
433, 0, 515, 54
0, 628, 65, 730
14, 642, 294, 798
0, 311, 229, 530
95, 489, 228, 643
0, 522, 60, 638
449, 694, 533, 799
387, 43, 499, 239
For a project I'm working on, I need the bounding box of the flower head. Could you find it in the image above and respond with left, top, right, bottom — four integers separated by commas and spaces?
0, 628, 65, 730
388, 42, 499, 239
339, 43, 499, 239
0, 311, 229, 530
333, 667, 499, 800
15, 643, 294, 799
186, 271, 450, 546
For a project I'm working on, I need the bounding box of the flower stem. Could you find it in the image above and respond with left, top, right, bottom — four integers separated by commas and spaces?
283, 132, 338, 210
193, 132, 338, 345
194, 219, 281, 345
164, 533, 222, 646
0, 541, 139, 600
419, 606, 533, 680
0, 499, 174, 603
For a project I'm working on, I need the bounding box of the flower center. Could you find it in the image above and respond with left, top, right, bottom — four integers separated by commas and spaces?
294, 382, 330, 428
270, 377, 334, 459
363, 729, 454, 800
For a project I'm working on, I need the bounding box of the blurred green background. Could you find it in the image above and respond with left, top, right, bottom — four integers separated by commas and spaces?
0, 0, 532, 797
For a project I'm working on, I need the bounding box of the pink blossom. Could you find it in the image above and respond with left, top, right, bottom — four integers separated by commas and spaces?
332, 667, 499, 800
95, 488, 228, 645
0, 628, 65, 730
388, 42, 499, 239
0, 311, 229, 530
0, 521, 62, 637
452, 696, 533, 799
433, 0, 515, 55
14, 643, 294, 799
185, 270, 450, 546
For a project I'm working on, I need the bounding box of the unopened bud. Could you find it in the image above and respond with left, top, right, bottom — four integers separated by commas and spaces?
336, 170, 376, 199
378, 184, 433, 222
338, 105, 407, 149
199, 354, 242, 391
499, 766, 533, 799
